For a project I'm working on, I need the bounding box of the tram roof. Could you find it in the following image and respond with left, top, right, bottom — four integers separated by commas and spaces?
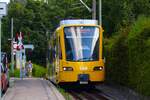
60, 19, 98, 26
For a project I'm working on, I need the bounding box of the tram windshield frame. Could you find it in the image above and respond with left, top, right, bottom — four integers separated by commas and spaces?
64, 26, 100, 62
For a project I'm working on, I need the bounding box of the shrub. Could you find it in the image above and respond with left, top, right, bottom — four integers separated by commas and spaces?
9, 63, 46, 78
9, 69, 20, 78
105, 16, 150, 96
127, 16, 150, 96
105, 31, 129, 85
32, 63, 46, 77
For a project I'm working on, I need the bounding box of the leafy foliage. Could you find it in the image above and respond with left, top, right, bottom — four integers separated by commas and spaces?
32, 63, 46, 77
9, 69, 20, 77
105, 29, 129, 85
9, 63, 46, 78
105, 16, 150, 96
127, 16, 150, 96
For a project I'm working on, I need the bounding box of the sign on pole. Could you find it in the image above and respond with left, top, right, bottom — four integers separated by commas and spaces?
0, 0, 10, 4
24, 44, 34, 50
0, 2, 7, 17
13, 41, 17, 55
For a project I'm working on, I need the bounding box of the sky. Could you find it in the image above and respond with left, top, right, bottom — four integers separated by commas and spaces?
0, 0, 10, 4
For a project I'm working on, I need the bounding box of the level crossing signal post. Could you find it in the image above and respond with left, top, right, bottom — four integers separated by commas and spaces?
15, 33, 34, 79
0, 2, 7, 99
15, 32, 25, 79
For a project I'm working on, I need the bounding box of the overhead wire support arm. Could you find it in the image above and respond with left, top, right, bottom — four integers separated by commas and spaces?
79, 0, 92, 12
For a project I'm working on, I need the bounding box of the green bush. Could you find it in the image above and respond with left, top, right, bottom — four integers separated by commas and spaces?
9, 69, 20, 78
105, 31, 129, 85
105, 16, 150, 96
127, 16, 150, 96
9, 63, 46, 78
32, 64, 46, 77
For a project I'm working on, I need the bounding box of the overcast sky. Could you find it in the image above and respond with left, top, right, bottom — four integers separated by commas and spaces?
0, 0, 10, 4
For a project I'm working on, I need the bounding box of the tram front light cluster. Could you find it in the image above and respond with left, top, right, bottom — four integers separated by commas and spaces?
93, 66, 103, 71
63, 67, 73, 71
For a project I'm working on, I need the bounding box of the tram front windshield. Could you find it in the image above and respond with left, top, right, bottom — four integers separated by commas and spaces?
64, 26, 99, 61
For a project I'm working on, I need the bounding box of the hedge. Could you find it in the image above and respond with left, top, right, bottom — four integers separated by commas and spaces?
105, 31, 129, 85
32, 64, 46, 77
105, 16, 150, 96
127, 16, 150, 96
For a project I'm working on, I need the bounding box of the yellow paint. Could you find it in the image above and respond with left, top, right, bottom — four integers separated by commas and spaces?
58, 60, 105, 82
50, 24, 105, 84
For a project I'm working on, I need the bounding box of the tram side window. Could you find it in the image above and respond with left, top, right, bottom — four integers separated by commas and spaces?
59, 38, 62, 59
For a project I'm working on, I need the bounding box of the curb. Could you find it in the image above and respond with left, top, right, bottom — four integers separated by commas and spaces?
2, 79, 15, 100
46, 80, 65, 100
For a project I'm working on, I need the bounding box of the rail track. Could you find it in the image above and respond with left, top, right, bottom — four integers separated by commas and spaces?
63, 85, 112, 100
49, 80, 113, 100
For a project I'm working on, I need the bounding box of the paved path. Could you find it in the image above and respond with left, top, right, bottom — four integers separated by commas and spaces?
3, 78, 65, 100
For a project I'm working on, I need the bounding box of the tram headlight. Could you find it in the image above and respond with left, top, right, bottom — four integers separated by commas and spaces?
63, 67, 73, 71
93, 66, 103, 71
63, 67, 67, 71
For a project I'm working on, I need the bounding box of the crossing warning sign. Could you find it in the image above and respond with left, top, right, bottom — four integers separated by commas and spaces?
0, 2, 7, 17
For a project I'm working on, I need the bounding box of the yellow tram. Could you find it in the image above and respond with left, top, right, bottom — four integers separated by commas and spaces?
49, 20, 105, 84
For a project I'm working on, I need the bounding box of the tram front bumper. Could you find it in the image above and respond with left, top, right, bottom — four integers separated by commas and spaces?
58, 71, 104, 83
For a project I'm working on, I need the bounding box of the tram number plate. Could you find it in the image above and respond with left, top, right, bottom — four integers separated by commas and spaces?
78, 74, 89, 84
80, 81, 88, 84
